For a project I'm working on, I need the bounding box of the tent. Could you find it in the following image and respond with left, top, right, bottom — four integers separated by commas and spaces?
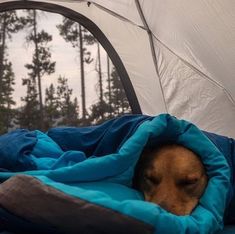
1, 0, 234, 137
0, 1, 234, 234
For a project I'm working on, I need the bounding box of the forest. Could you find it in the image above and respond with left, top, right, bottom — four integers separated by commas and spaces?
0, 9, 131, 134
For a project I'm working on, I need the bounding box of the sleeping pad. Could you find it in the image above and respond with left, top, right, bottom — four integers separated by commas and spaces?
0, 114, 234, 234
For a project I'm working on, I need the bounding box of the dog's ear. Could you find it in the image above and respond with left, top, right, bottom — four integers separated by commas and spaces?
132, 148, 155, 190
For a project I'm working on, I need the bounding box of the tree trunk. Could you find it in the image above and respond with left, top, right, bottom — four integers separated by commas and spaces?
97, 43, 104, 113
97, 43, 104, 119
107, 54, 112, 116
33, 10, 44, 129
79, 24, 86, 120
0, 13, 7, 106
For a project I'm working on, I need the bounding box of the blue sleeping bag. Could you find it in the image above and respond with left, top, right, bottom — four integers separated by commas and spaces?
0, 114, 234, 234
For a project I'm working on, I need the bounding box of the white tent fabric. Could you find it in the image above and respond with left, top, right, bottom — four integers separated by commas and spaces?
0, 0, 235, 138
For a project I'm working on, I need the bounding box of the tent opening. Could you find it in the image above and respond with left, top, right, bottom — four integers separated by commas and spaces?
0, 2, 142, 133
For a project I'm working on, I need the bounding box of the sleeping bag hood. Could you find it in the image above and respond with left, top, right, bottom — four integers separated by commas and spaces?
0, 114, 233, 234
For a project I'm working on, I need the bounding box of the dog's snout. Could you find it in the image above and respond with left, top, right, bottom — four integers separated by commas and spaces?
147, 187, 195, 215
157, 200, 177, 213
156, 198, 195, 216
145, 181, 200, 215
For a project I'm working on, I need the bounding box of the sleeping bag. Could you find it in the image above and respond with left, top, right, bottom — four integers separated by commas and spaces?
0, 114, 234, 234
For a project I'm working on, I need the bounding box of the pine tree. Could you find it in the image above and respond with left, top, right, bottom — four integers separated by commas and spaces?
18, 77, 40, 130
107, 67, 131, 115
0, 60, 16, 133
89, 66, 131, 124
89, 100, 111, 124
22, 9, 55, 129
0, 11, 27, 133
56, 76, 79, 126
89, 48, 110, 124
57, 19, 95, 120
44, 83, 60, 129
0, 11, 26, 98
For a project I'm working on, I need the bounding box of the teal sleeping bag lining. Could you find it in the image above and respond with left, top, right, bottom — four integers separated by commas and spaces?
0, 114, 231, 234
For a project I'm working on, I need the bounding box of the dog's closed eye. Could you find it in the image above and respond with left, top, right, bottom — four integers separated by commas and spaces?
144, 174, 161, 185
178, 177, 206, 197
178, 178, 199, 187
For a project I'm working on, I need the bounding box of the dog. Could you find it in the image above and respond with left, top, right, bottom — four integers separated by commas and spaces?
133, 144, 208, 216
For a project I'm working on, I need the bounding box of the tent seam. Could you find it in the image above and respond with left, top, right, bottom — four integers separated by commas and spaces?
134, 0, 168, 113
151, 33, 235, 106
90, 2, 146, 30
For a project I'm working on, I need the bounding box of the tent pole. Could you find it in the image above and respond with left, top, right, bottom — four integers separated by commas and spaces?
135, 0, 168, 113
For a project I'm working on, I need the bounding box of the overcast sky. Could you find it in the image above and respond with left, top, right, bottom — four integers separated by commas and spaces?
7, 10, 110, 110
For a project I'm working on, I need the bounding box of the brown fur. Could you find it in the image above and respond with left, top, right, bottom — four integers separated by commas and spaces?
133, 144, 208, 216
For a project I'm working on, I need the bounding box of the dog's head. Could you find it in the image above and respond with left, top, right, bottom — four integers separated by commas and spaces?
133, 144, 208, 216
